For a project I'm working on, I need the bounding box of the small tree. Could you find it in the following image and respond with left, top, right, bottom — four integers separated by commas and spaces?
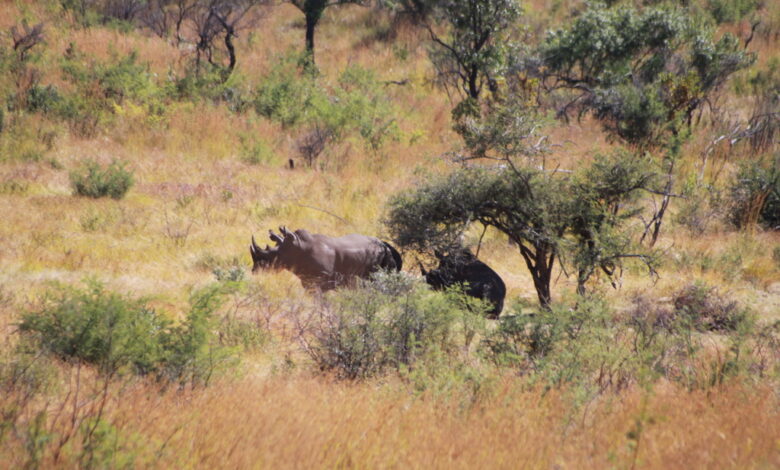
539, 3, 754, 146
191, 0, 266, 80
140, 0, 200, 46
426, 0, 520, 102
289, 0, 367, 69
387, 96, 655, 308
386, 155, 656, 308
535, 3, 755, 246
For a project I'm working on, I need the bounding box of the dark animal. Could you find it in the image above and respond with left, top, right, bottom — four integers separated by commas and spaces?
250, 226, 402, 291
420, 248, 506, 318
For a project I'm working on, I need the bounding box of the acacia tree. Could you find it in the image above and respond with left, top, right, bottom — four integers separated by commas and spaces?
192, 0, 266, 79
386, 94, 656, 308
385, 152, 656, 308
540, 3, 754, 146
136, 0, 264, 80
535, 3, 755, 245
289, 0, 367, 68
140, 0, 200, 46
426, 0, 520, 102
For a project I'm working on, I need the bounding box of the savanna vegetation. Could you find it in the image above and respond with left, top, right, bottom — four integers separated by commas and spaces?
0, 0, 779, 468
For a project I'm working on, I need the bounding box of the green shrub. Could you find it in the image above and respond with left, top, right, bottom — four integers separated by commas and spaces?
729, 155, 780, 230
212, 266, 245, 283
62, 50, 161, 106
254, 57, 399, 156
707, 0, 760, 24
70, 159, 134, 199
57, 47, 168, 136
300, 272, 483, 379
239, 135, 277, 165
540, 3, 755, 148
674, 178, 728, 235
23, 84, 62, 114
158, 284, 237, 386
254, 54, 318, 127
672, 282, 753, 333
18, 281, 168, 376
217, 314, 269, 352
18, 281, 235, 385
0, 115, 58, 163
482, 289, 764, 393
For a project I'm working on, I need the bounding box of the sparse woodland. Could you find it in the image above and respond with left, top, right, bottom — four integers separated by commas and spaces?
0, 0, 779, 467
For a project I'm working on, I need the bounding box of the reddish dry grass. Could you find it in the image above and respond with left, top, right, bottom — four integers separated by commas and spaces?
2, 374, 778, 469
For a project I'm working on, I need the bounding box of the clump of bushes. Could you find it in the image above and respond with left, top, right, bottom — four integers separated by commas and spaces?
481, 283, 770, 393
70, 159, 134, 199
18, 281, 235, 386
254, 56, 399, 165
707, 0, 761, 24
729, 155, 780, 230
297, 272, 485, 379
671, 283, 753, 332
482, 297, 633, 390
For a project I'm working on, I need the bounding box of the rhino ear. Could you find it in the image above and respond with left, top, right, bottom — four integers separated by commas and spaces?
280, 226, 298, 243
269, 230, 283, 245
418, 261, 427, 276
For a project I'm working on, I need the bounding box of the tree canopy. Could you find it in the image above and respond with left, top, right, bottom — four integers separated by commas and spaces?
538, 3, 755, 147
385, 151, 657, 308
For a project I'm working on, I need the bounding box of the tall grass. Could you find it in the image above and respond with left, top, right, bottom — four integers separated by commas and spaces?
1, 373, 778, 469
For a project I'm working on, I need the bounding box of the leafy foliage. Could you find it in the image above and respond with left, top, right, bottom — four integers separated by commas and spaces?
298, 272, 485, 379
386, 150, 656, 306
427, 0, 521, 100
255, 58, 399, 163
728, 155, 780, 230
483, 287, 768, 392
18, 281, 167, 376
671, 282, 753, 332
69, 159, 134, 199
707, 0, 760, 24
18, 281, 235, 385
540, 3, 755, 147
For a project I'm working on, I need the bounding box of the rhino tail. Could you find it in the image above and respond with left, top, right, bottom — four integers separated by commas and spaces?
382, 242, 403, 272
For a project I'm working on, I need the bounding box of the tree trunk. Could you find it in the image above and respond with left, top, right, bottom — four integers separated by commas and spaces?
468, 67, 480, 100
517, 241, 554, 310
224, 30, 236, 76
305, 14, 317, 63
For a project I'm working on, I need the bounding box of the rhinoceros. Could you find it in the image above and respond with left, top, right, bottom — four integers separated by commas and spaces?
249, 226, 402, 291
420, 248, 506, 318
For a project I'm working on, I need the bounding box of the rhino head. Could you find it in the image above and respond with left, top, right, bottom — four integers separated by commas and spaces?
249, 226, 300, 273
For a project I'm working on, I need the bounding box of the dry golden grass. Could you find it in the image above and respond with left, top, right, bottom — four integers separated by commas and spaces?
2, 373, 779, 469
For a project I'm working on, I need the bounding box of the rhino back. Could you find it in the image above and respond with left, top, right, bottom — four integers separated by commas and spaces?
290, 233, 388, 281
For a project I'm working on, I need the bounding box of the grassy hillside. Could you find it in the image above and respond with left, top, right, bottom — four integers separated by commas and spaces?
0, 0, 779, 467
